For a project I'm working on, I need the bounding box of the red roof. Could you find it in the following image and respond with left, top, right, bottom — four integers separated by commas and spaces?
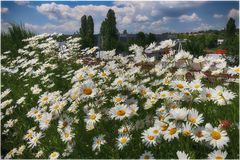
215, 49, 226, 54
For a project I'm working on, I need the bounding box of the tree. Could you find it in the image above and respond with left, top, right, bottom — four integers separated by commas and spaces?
100, 9, 119, 50
225, 18, 236, 39
86, 16, 94, 47
136, 31, 146, 46
147, 33, 157, 44
223, 17, 238, 57
123, 30, 128, 34
80, 15, 87, 48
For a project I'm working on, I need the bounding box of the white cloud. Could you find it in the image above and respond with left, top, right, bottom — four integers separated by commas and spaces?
193, 23, 213, 31
136, 15, 149, 22
1, 20, 11, 32
228, 9, 239, 19
33, 1, 207, 34
178, 13, 201, 22
14, 1, 30, 5
25, 21, 79, 34
213, 14, 223, 19
1, 7, 8, 13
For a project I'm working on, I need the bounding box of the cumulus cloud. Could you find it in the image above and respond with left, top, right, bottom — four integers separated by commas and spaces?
14, 1, 30, 5
178, 13, 201, 22
1, 20, 11, 32
193, 23, 213, 31
25, 21, 79, 34
34, 1, 206, 34
228, 9, 239, 19
1, 7, 9, 13
136, 15, 149, 22
213, 14, 223, 18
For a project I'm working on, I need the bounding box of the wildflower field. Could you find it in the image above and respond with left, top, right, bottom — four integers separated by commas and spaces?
1, 33, 239, 159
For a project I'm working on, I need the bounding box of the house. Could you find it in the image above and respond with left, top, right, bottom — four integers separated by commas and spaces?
217, 39, 224, 45
206, 49, 226, 58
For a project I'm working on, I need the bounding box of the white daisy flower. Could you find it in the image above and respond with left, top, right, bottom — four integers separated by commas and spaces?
189, 79, 203, 91
84, 109, 102, 125
181, 123, 192, 137
163, 123, 180, 142
187, 108, 204, 126
169, 107, 188, 121
60, 127, 75, 143
207, 150, 227, 160
139, 151, 155, 160
92, 134, 106, 151
141, 130, 157, 147
109, 104, 131, 121
171, 80, 189, 90
176, 151, 190, 159
117, 134, 131, 150
49, 151, 59, 159
203, 123, 229, 149
113, 94, 126, 104
79, 79, 98, 98
112, 77, 125, 87
50, 101, 66, 114
118, 124, 132, 134
191, 126, 205, 142
27, 132, 43, 148
39, 112, 52, 130
227, 66, 240, 75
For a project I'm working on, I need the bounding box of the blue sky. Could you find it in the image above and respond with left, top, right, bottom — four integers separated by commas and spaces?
1, 1, 239, 34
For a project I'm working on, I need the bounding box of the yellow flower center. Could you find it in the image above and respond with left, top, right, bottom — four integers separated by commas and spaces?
37, 114, 42, 120
183, 130, 190, 136
160, 124, 168, 131
42, 96, 48, 101
51, 152, 58, 158
164, 80, 170, 85
211, 131, 221, 140
83, 87, 93, 95
147, 135, 155, 140
88, 73, 94, 77
188, 117, 196, 124
63, 121, 68, 128
196, 131, 203, 138
78, 75, 84, 80
141, 89, 147, 96
176, 84, 184, 89
234, 68, 240, 73
53, 105, 59, 110
90, 114, 96, 120
153, 129, 159, 134
116, 109, 126, 116
115, 97, 123, 102
96, 139, 101, 144
206, 93, 212, 98
64, 132, 70, 138
159, 115, 165, 121
26, 133, 33, 139
169, 127, 177, 135
194, 84, 201, 89
161, 93, 166, 97
117, 80, 123, 84
123, 127, 128, 133
102, 72, 107, 77
215, 156, 223, 160
144, 155, 150, 159
120, 137, 127, 144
